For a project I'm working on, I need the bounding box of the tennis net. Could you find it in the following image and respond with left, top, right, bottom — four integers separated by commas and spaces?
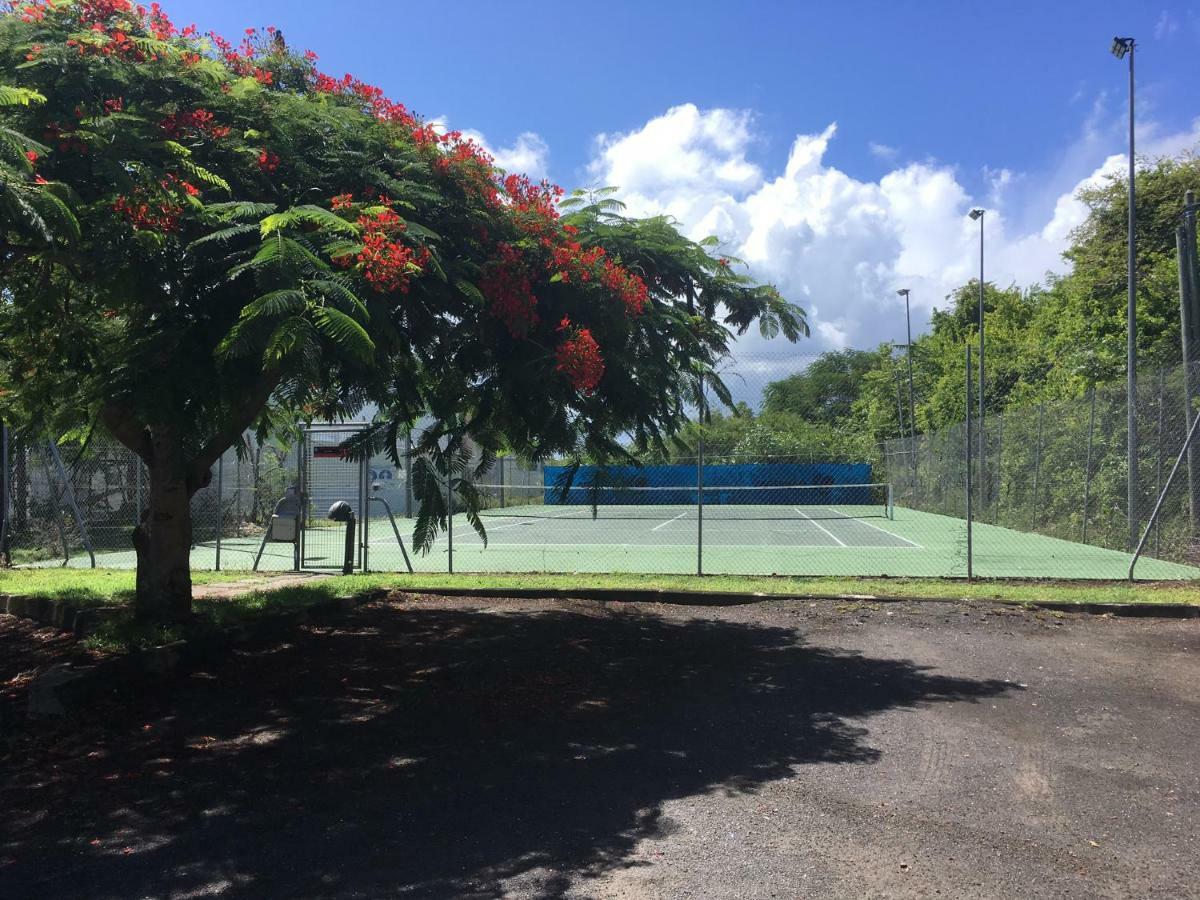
471, 482, 894, 521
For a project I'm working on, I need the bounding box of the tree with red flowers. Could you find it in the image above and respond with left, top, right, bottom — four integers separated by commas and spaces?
0, 0, 805, 623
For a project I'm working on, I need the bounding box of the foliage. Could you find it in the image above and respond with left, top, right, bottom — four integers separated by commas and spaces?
0, 1, 804, 617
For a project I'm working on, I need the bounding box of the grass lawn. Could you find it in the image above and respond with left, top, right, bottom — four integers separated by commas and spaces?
3, 567, 1199, 608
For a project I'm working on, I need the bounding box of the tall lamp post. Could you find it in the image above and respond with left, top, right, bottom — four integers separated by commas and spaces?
896, 289, 918, 496
968, 209, 986, 500
1112, 35, 1137, 549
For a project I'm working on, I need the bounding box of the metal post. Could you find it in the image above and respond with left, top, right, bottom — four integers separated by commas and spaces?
1178, 224, 1198, 531
697, 389, 705, 577
214, 454, 223, 571
0, 424, 9, 565
498, 455, 505, 510
403, 430, 413, 518
1032, 404, 1044, 527
1129, 405, 1200, 580
1155, 367, 1165, 555
446, 466, 453, 574
993, 413, 1003, 525
1124, 39, 1139, 550
904, 290, 918, 504
48, 440, 94, 568
978, 216, 986, 504
965, 345, 974, 581
1082, 389, 1096, 543
1185, 190, 1200, 347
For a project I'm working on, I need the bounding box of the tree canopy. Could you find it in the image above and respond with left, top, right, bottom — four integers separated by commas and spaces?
0, 0, 805, 620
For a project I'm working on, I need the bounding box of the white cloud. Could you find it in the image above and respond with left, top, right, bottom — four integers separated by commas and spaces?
583, 104, 1200, 360
450, 126, 551, 182
1155, 10, 1180, 39
487, 132, 551, 182
869, 141, 898, 161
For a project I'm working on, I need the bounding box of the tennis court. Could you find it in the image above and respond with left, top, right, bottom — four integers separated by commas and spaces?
53, 493, 1200, 580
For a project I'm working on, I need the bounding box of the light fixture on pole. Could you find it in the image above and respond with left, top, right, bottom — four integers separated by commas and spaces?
968, 209, 986, 500
1112, 34, 1138, 549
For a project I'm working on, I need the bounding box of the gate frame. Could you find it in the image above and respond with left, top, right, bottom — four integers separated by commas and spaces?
299, 423, 370, 572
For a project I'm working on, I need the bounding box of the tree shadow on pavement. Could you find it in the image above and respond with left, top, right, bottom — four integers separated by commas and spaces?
0, 601, 1017, 898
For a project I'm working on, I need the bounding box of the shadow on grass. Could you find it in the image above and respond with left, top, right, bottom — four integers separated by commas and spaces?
1, 602, 1017, 898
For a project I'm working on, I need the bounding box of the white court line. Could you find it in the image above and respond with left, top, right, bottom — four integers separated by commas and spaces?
466, 508, 589, 532
794, 508, 847, 547
820, 507, 924, 548
651, 512, 688, 532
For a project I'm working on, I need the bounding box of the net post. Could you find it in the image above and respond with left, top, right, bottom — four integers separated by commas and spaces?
965, 345, 974, 581
887, 482, 894, 520
498, 455, 505, 510
215, 454, 223, 571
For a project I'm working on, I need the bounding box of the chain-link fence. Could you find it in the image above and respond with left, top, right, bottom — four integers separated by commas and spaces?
883, 360, 1200, 579
3, 353, 1199, 581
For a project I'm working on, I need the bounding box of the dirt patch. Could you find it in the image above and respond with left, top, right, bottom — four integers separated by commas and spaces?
191, 572, 332, 600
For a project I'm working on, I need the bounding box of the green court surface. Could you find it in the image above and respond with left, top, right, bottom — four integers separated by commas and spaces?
47, 503, 1200, 581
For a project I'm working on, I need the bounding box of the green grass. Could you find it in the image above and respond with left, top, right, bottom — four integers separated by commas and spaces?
354, 572, 1200, 606
0, 567, 255, 606
5, 565, 1198, 651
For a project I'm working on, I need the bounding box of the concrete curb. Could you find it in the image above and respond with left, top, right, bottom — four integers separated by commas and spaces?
383, 585, 1200, 619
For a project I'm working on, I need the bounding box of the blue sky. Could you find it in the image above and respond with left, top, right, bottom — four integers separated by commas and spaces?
162, 0, 1199, 355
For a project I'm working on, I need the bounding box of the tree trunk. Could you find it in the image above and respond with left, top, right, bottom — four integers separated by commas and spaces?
133, 431, 203, 624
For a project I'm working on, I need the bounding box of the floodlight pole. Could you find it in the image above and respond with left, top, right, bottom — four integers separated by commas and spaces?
1113, 35, 1138, 548
898, 289, 918, 501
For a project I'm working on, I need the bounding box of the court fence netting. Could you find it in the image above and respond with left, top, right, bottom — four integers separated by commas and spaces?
1, 354, 1198, 581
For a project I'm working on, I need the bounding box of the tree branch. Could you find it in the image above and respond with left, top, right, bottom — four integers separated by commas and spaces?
101, 404, 152, 462
192, 368, 283, 480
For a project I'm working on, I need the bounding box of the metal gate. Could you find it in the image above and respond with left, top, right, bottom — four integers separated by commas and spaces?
300, 424, 369, 570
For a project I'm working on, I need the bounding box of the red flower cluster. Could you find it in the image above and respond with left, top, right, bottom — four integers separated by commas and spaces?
78, 0, 134, 23
257, 148, 280, 172
600, 259, 649, 315
331, 193, 354, 211
112, 173, 199, 232
554, 319, 605, 394
547, 239, 648, 316
103, 97, 124, 114
16, 1, 51, 23
348, 206, 430, 294
159, 108, 230, 140
481, 243, 539, 338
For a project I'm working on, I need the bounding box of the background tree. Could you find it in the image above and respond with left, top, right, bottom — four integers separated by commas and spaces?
0, 0, 804, 622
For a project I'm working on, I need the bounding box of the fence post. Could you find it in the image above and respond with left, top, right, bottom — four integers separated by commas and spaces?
498, 455, 506, 510
1177, 224, 1198, 532
965, 345, 974, 581
993, 413, 1003, 525
403, 430, 413, 518
1032, 404, 1044, 527
215, 454, 223, 571
1130, 408, 1200, 580
446, 466, 453, 574
1155, 367, 1166, 555
0, 424, 8, 565
1082, 389, 1096, 543
697, 390, 705, 577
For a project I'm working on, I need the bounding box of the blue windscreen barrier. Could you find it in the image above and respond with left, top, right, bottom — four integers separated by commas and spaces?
543, 463, 874, 506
